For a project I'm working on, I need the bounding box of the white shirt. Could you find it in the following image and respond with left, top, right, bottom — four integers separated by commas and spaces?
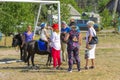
40, 28, 48, 41
50, 32, 61, 50
86, 27, 96, 43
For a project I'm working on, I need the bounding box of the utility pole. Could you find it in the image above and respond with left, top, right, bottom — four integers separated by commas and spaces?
113, 0, 118, 19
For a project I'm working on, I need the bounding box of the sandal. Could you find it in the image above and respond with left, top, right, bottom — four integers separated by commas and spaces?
84, 66, 89, 70
89, 66, 95, 69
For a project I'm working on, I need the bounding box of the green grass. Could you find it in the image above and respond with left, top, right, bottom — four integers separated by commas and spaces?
0, 32, 120, 80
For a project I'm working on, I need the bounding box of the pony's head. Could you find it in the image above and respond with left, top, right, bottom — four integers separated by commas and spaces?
12, 33, 22, 47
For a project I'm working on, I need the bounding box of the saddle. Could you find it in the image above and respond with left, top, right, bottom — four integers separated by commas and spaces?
37, 40, 47, 51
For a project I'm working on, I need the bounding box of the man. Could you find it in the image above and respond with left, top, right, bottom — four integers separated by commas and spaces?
61, 21, 70, 62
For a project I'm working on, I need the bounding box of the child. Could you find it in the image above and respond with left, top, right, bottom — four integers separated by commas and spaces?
40, 23, 50, 51
50, 23, 61, 70
40, 23, 50, 43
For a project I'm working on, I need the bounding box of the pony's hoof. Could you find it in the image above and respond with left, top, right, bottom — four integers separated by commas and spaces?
32, 66, 40, 70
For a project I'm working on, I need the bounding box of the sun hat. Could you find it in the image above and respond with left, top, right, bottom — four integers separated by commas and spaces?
87, 21, 95, 27
52, 23, 59, 30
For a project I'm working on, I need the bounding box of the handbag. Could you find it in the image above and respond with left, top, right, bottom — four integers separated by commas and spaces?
89, 29, 98, 44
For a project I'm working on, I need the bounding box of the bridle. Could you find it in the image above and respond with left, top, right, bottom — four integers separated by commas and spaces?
13, 35, 21, 52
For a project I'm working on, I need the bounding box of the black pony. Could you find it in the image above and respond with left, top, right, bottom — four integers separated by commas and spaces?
12, 33, 52, 66
12, 33, 26, 61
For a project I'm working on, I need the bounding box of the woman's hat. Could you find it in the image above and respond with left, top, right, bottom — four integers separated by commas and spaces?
52, 24, 59, 30
87, 21, 95, 26
40, 23, 46, 28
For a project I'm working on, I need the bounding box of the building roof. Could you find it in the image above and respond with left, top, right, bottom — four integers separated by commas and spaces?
68, 4, 81, 16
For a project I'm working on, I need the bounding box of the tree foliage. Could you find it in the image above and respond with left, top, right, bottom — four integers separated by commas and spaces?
0, 3, 35, 35
100, 9, 113, 28
60, 0, 82, 22
77, 0, 115, 29
98, 0, 110, 12
0, 0, 117, 35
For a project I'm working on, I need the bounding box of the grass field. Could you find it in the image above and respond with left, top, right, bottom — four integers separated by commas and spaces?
0, 32, 120, 80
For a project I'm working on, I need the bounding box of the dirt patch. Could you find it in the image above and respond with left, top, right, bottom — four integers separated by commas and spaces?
0, 49, 19, 56
0, 72, 11, 80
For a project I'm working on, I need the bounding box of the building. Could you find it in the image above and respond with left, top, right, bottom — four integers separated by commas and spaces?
68, 4, 81, 19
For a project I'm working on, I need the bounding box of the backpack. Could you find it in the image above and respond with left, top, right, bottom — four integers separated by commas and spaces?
67, 30, 79, 48
69, 30, 79, 42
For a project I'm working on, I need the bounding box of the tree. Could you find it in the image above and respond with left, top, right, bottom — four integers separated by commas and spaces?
98, 0, 110, 12
100, 9, 113, 29
59, 0, 82, 22
0, 2, 35, 45
0, 3, 35, 34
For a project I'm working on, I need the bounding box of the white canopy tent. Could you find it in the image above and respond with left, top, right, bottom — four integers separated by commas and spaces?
0, 0, 61, 36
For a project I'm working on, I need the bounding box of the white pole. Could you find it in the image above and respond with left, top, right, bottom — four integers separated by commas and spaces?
0, 0, 59, 4
0, 60, 22, 64
58, 1, 61, 32
33, 4, 42, 36
113, 0, 118, 19
58, 2, 62, 62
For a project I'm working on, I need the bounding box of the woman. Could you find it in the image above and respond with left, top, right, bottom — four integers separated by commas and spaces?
64, 24, 82, 72
85, 21, 97, 69
21, 25, 34, 61
50, 23, 61, 70
21, 25, 34, 47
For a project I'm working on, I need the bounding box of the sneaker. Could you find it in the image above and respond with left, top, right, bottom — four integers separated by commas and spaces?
85, 66, 89, 70
78, 69, 81, 72
68, 68, 72, 72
